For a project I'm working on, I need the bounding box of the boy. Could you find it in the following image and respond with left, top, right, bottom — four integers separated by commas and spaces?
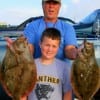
27, 28, 72, 100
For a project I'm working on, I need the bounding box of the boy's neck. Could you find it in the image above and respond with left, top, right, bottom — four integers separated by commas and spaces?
40, 58, 55, 65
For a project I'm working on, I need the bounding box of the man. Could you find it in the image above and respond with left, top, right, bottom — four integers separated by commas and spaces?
5, 0, 77, 99
24, 0, 78, 61
23, 1, 77, 99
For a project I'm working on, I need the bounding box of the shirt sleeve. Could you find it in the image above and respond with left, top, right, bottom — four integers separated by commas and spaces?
62, 62, 72, 93
64, 24, 78, 47
24, 22, 35, 45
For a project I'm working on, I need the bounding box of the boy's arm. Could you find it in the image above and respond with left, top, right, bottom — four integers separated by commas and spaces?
63, 90, 72, 100
20, 96, 28, 100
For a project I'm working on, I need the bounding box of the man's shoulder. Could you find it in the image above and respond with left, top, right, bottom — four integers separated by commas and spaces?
31, 16, 43, 24
58, 19, 68, 24
58, 19, 73, 28
25, 16, 43, 28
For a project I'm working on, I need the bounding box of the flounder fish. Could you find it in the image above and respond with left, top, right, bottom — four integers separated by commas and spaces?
71, 40, 100, 100
0, 36, 37, 100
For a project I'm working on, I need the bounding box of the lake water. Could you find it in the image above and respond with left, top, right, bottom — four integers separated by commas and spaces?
0, 41, 7, 63
0, 39, 100, 66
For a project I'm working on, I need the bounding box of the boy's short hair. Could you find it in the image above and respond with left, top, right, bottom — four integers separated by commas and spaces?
40, 28, 61, 43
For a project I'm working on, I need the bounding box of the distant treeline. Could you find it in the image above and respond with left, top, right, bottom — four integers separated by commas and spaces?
0, 25, 8, 28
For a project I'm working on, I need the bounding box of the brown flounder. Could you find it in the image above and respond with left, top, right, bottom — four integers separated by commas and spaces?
0, 36, 37, 100
71, 40, 100, 100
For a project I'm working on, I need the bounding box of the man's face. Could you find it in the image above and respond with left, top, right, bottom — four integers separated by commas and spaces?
42, 1, 61, 20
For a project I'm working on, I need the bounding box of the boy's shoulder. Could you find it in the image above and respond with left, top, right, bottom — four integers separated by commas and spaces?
55, 58, 68, 66
34, 58, 40, 62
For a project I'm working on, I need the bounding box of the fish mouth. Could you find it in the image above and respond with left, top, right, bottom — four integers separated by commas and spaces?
78, 39, 90, 53
78, 41, 85, 54
78, 39, 94, 58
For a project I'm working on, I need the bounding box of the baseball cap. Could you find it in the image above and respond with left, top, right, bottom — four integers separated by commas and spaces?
42, 0, 61, 3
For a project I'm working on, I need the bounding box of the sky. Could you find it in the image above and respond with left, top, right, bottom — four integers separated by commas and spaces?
0, 0, 100, 25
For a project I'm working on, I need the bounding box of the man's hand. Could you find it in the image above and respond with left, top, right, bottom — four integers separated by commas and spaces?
65, 45, 78, 60
5, 37, 13, 47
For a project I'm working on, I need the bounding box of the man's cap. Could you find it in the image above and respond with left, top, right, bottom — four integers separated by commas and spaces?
42, 0, 61, 3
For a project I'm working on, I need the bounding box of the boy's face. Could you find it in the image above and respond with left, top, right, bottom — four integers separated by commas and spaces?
40, 36, 60, 60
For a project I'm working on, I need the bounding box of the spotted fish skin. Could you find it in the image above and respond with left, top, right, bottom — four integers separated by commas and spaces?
0, 36, 37, 100
71, 40, 100, 100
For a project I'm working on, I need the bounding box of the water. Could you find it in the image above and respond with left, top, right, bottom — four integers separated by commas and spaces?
95, 45, 100, 65
0, 40, 7, 63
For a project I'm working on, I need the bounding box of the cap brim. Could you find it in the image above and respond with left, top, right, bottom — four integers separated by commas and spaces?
43, 0, 61, 3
